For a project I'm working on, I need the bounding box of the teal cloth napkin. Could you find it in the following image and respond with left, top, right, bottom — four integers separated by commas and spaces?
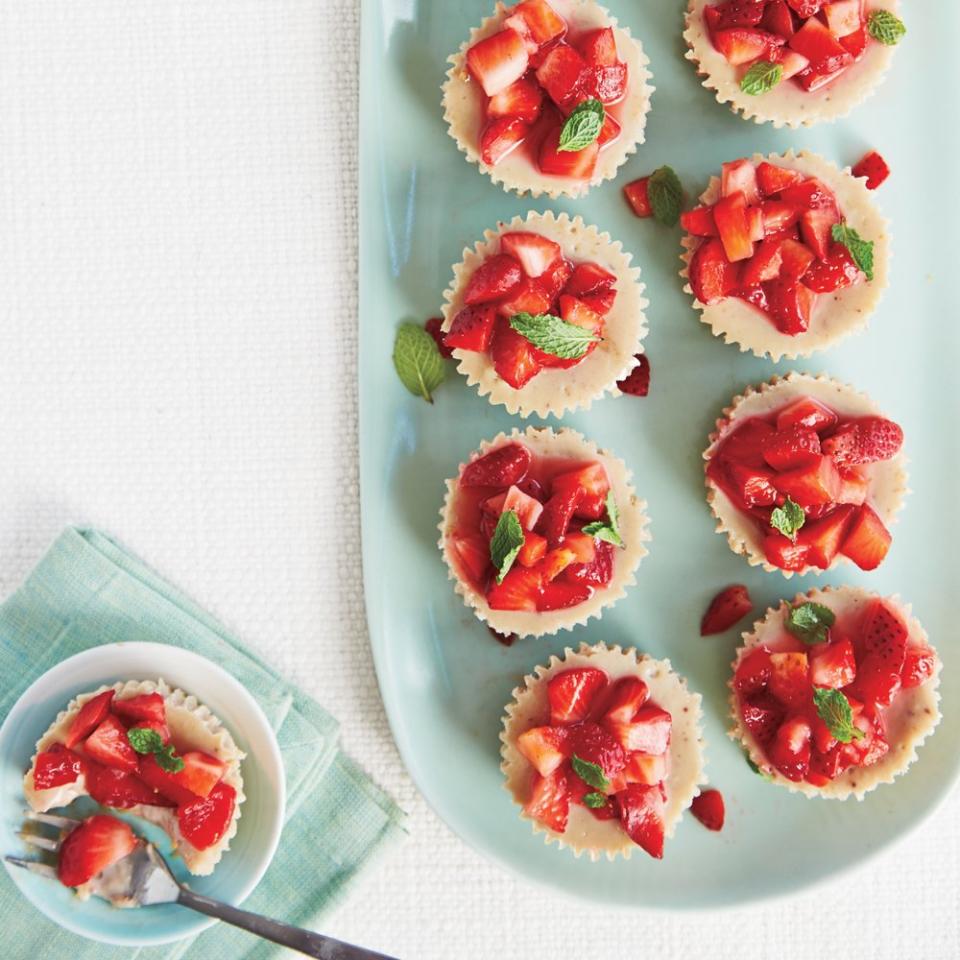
0, 527, 406, 958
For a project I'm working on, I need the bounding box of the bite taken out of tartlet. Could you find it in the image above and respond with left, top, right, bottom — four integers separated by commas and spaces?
704, 373, 907, 577
501, 642, 706, 860
730, 586, 940, 800
684, 0, 905, 128
440, 210, 647, 418
443, 0, 653, 198
439, 427, 650, 638
681, 150, 889, 361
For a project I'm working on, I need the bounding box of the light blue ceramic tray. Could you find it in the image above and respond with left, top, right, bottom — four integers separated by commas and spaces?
359, 0, 960, 908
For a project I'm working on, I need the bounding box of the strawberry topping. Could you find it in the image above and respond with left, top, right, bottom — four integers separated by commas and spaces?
58, 815, 137, 888
178, 782, 237, 851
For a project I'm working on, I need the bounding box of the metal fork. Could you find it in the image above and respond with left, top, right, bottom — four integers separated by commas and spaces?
7, 811, 398, 960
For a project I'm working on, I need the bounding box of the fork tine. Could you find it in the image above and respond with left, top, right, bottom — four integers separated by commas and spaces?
5, 856, 58, 880
18, 832, 60, 852
24, 810, 80, 829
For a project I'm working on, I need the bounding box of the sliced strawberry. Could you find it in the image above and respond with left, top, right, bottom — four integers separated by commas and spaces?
551, 462, 609, 519
590, 62, 628, 104
713, 192, 755, 262
576, 26, 618, 66
480, 116, 529, 166
759, 200, 800, 234
779, 238, 816, 282
517, 530, 548, 567
602, 677, 650, 724
548, 667, 608, 725
840, 504, 891, 571
769, 716, 812, 781
578, 289, 615, 315
139, 753, 199, 804
486, 485, 544, 531
462, 442, 531, 488
680, 205, 718, 237
536, 256, 574, 300
740, 692, 784, 743
516, 725, 570, 777
500, 231, 561, 279
712, 27, 784, 65
734, 648, 774, 696
444, 304, 497, 353
425, 317, 453, 358
690, 789, 725, 831
776, 396, 838, 433
857, 599, 909, 683
799, 208, 838, 261
763, 424, 821, 470
852, 150, 890, 190
504, 0, 567, 51
701, 584, 753, 636
33, 744, 86, 790
538, 546, 578, 583
58, 814, 137, 887
797, 504, 855, 568
524, 769, 570, 832
569, 720, 628, 781
763, 532, 812, 571
822, 417, 903, 466
788, 16, 851, 74
562, 530, 596, 564
597, 113, 621, 149
563, 539, 615, 587
464, 254, 523, 306
491, 317, 543, 388
762, 1, 797, 39
810, 638, 857, 689
487, 75, 543, 125
901, 646, 938, 689
178, 781, 237, 851
496, 277, 552, 320
785, 0, 824, 15
721, 158, 761, 206
822, 0, 862, 38
618, 783, 665, 858
756, 162, 805, 197
83, 714, 140, 774
538, 124, 599, 179
717, 418, 776, 467
564, 261, 616, 297
689, 238, 741, 304
64, 690, 114, 750
623, 177, 652, 218
535, 43, 589, 109
763, 278, 815, 335
772, 46, 812, 80
450, 533, 490, 585
741, 236, 785, 287
466, 29, 529, 97
86, 763, 174, 809
726, 462, 778, 508
112, 693, 166, 725
712, 0, 766, 29
537, 579, 590, 613
775, 455, 843, 506
617, 354, 650, 397
486, 563, 542, 611
129, 718, 172, 745
537, 483, 582, 548
605, 704, 672, 755
836, 467, 869, 506
624, 752, 668, 786
768, 652, 811, 709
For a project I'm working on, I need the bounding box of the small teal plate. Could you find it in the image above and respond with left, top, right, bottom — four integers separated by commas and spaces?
359, 0, 960, 907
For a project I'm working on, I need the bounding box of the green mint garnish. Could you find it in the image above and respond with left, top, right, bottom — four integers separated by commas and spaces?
813, 687, 864, 744
509, 312, 600, 360
581, 491, 624, 548
127, 727, 185, 773
867, 10, 906, 45
744, 751, 771, 781
489, 510, 524, 584
647, 165, 684, 227
739, 61, 783, 96
785, 601, 836, 645
557, 98, 604, 152
392, 322, 446, 403
831, 222, 875, 281
770, 497, 805, 541
155, 743, 185, 773
571, 754, 609, 791
582, 792, 608, 809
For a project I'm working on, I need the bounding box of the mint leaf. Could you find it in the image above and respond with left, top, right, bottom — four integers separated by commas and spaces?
509, 312, 600, 360
571, 754, 609, 791
490, 510, 524, 584
785, 601, 836, 645
831, 222, 875, 281
813, 687, 864, 744
581, 491, 624, 548
867, 10, 905, 45
558, 98, 604, 152
582, 791, 608, 809
127, 727, 164, 755
744, 751, 771, 781
156, 743, 185, 773
392, 322, 446, 403
740, 61, 783, 96
647, 165, 683, 227
770, 497, 805, 541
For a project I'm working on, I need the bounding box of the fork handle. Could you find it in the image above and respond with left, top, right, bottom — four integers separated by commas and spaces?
176, 887, 398, 960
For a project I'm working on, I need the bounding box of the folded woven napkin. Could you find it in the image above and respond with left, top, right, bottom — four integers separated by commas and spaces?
0, 527, 406, 959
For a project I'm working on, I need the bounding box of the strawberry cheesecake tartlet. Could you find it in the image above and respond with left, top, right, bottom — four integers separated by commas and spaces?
24, 679, 244, 877
439, 427, 650, 637
501, 643, 706, 859
684, 0, 905, 127
681, 151, 888, 360
443, 0, 653, 198
731, 587, 940, 799
441, 211, 647, 417
704, 373, 907, 576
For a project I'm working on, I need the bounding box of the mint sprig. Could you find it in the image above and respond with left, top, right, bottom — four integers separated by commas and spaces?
490, 510, 524, 584
867, 10, 906, 45
509, 312, 600, 360
571, 754, 609, 791
740, 61, 783, 96
770, 497, 805, 541
647, 165, 684, 227
581, 491, 624, 548
582, 791, 608, 809
558, 98, 604, 153
813, 687, 864, 744
785, 601, 836, 645
127, 727, 185, 774
392, 322, 446, 403
831, 223, 875, 281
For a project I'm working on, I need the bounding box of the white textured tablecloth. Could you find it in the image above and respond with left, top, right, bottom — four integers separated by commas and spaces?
0, 2, 956, 957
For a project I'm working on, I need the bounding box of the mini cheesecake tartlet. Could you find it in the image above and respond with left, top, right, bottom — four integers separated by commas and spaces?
501, 643, 706, 859
684, 0, 904, 128
441, 211, 647, 417
24, 679, 244, 877
439, 427, 649, 638
704, 374, 907, 576
681, 151, 888, 360
443, 0, 653, 198
731, 587, 940, 799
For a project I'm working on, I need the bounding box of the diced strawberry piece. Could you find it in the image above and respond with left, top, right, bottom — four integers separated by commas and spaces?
480, 116, 530, 166
487, 75, 543, 125
129, 718, 172, 745
538, 124, 599, 180
465, 254, 523, 306
562, 531, 597, 564
597, 113, 621, 149
860, 599, 909, 672
425, 317, 453, 358
789, 12, 851, 71
726, 462, 779, 508
496, 278, 553, 320
761, 1, 796, 39
759, 200, 799, 234
139, 753, 199, 805
768, 651, 811, 709
525, 769, 570, 832
65, 690, 114, 750
86, 763, 174, 809
735, 647, 775, 696
680, 206, 718, 237
548, 667, 608, 725
178, 782, 237, 851
500, 231, 561, 279
569, 719, 628, 781
564, 539, 615, 587
537, 482, 582, 549
741, 236, 784, 288
701, 584, 753, 636
797, 503, 855, 568
713, 192, 755, 262
840, 504, 892, 571
852, 150, 890, 190
793, 56, 853, 93
33, 744, 86, 790
763, 278, 815, 335
712, 28, 784, 65
505, 0, 567, 50
462, 442, 531, 488
785, 0, 824, 15
839, 25, 867, 58
747, 206, 765, 244
901, 646, 938, 689
769, 716, 812, 781
517, 530, 548, 567
764, 532, 812, 571
776, 396, 838, 433
775, 455, 843, 506
550, 294, 602, 366
690, 789, 725, 831
689, 238, 741, 304
112, 693, 166, 725
722, 159, 761, 206
823, 0, 862, 38
487, 563, 542, 611
536, 256, 574, 300
852, 669, 901, 711
836, 467, 869, 505
144, 750, 226, 803
717, 417, 776, 468
618, 784, 665, 858
491, 316, 543, 388
83, 714, 139, 774
536, 43, 589, 108
763, 424, 821, 470
822, 417, 904, 466
552, 461, 610, 510
590, 62, 628, 104
740, 692, 784, 743
450, 534, 490, 585
799, 208, 838, 261
617, 354, 650, 397
493, 485, 545, 530
444, 304, 497, 353
810, 638, 857, 688
517, 725, 570, 776
564, 261, 616, 297
576, 26, 618, 66
537, 546, 578, 584
58, 814, 137, 887
624, 752, 668, 786
773, 47, 811, 79
605, 705, 672, 755
778, 239, 816, 282
757, 163, 805, 197
623, 177, 652, 218
712, 0, 766, 29
602, 677, 650, 724
467, 29, 529, 97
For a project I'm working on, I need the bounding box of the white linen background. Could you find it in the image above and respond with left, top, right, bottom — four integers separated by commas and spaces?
0, 1, 955, 957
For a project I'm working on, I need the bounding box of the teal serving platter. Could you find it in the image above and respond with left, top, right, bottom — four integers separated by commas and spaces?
359, 0, 960, 908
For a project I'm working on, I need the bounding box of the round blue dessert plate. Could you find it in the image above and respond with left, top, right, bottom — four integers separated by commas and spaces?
358, 0, 960, 908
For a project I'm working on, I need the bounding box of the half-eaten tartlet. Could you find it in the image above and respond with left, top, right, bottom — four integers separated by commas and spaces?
704, 373, 907, 576
443, 0, 653, 198
501, 642, 706, 859
731, 587, 940, 799
441, 210, 647, 417
684, 0, 904, 128
24, 679, 244, 878
681, 151, 888, 360
439, 427, 650, 637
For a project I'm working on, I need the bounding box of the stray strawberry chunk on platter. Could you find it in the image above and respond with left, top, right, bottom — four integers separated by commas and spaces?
690, 788, 725, 831
851, 150, 890, 190
616, 354, 650, 397
701, 584, 753, 636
